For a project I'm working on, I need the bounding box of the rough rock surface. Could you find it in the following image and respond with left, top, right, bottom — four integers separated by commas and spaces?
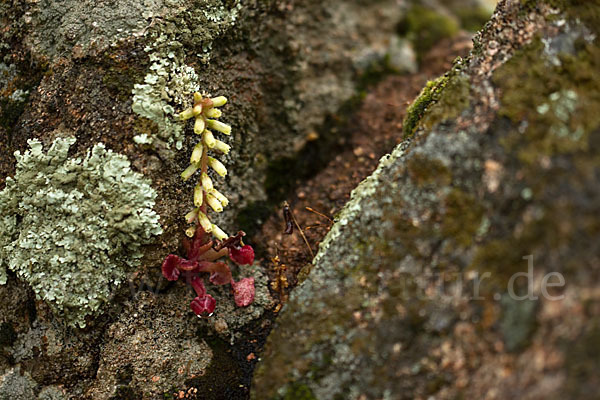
253, 1, 600, 399
0, 0, 407, 398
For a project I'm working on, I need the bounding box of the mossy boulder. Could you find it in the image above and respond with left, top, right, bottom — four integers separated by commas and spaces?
252, 1, 600, 398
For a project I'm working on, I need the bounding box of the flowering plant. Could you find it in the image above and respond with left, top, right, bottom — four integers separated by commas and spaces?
161, 93, 255, 316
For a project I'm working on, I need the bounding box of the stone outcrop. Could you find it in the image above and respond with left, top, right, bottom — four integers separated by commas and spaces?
252, 1, 600, 399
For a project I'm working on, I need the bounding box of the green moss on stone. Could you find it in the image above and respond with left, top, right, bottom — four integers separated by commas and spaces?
398, 5, 460, 61
403, 77, 449, 138
0, 137, 163, 328
453, 6, 493, 32
278, 383, 317, 400
403, 60, 468, 138
420, 73, 470, 131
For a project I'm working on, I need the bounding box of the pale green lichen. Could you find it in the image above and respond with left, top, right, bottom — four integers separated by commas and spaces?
131, 0, 246, 150
0, 137, 162, 328
131, 41, 200, 150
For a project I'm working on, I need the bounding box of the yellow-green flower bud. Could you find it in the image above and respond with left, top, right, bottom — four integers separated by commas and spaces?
194, 184, 204, 207
208, 157, 227, 177
201, 172, 213, 191
203, 129, 216, 148
207, 119, 231, 135
211, 96, 227, 107
194, 92, 203, 104
181, 163, 200, 181
211, 224, 228, 240
185, 226, 196, 237
206, 193, 223, 212
193, 104, 203, 116
194, 117, 206, 135
179, 108, 195, 120
190, 142, 204, 164
210, 189, 229, 207
198, 212, 213, 233
185, 208, 199, 224
213, 140, 230, 154
204, 108, 222, 119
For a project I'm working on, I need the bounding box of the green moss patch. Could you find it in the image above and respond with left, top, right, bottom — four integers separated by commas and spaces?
402, 60, 468, 138
398, 5, 460, 61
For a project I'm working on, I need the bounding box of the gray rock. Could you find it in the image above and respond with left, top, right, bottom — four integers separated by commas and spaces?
387, 36, 418, 74
0, 367, 37, 400
253, 1, 600, 399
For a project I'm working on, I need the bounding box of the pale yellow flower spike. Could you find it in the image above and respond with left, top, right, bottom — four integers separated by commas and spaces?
181, 163, 200, 181
185, 208, 199, 224
204, 108, 222, 119
213, 140, 230, 154
179, 108, 195, 120
194, 117, 206, 135
211, 96, 227, 107
180, 92, 233, 240
185, 226, 196, 238
207, 119, 231, 135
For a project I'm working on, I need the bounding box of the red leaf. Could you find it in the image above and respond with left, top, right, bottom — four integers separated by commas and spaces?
188, 238, 213, 262
231, 277, 255, 307
229, 245, 255, 265
186, 226, 213, 261
191, 276, 206, 297
197, 261, 233, 286
178, 259, 200, 271
190, 295, 216, 315
161, 254, 182, 281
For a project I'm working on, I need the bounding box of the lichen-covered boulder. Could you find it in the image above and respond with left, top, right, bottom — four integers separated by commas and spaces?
252, 1, 600, 399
